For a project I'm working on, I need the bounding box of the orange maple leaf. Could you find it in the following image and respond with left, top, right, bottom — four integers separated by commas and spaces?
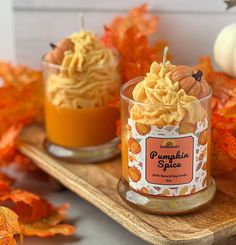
0, 190, 75, 238
0, 61, 44, 168
21, 204, 75, 237
101, 4, 166, 83
200, 59, 236, 173
0, 231, 17, 245
0, 125, 23, 159
0, 206, 21, 244
101, 4, 159, 47
0, 189, 55, 223
195, 56, 213, 78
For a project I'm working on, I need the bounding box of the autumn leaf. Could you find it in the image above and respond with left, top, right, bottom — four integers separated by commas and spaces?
21, 204, 75, 237
195, 56, 213, 78
195, 56, 236, 174
101, 4, 159, 47
0, 231, 17, 245
0, 173, 14, 194
0, 125, 23, 159
207, 71, 236, 109
0, 61, 44, 165
101, 4, 167, 83
0, 206, 20, 244
0, 189, 55, 223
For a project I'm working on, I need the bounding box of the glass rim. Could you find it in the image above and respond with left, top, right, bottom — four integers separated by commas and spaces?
120, 76, 212, 107
41, 52, 120, 71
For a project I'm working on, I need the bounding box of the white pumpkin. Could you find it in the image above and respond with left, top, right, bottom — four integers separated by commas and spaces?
214, 23, 236, 78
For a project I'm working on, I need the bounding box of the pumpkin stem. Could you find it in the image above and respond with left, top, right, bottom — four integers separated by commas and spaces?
162, 46, 168, 67
192, 70, 203, 81
50, 43, 57, 49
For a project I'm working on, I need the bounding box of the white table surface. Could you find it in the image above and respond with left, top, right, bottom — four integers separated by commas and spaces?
23, 190, 149, 245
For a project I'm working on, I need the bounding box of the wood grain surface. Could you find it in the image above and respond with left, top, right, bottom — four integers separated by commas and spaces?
17, 125, 236, 245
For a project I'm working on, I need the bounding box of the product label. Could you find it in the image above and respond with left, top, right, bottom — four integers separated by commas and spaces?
146, 136, 194, 185
127, 119, 209, 197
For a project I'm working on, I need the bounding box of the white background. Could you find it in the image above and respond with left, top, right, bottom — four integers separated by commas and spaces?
12, 0, 236, 68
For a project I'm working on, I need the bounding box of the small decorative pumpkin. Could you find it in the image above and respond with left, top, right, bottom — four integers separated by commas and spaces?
170, 65, 210, 99
214, 23, 236, 78
44, 38, 74, 65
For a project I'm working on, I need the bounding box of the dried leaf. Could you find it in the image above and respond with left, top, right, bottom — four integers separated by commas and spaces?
0, 173, 14, 194
207, 71, 236, 109
21, 204, 75, 237
101, 4, 167, 83
195, 56, 213, 78
0, 190, 55, 223
196, 56, 236, 174
0, 231, 17, 245
101, 4, 159, 47
0, 206, 20, 242
0, 125, 22, 159
0, 61, 44, 164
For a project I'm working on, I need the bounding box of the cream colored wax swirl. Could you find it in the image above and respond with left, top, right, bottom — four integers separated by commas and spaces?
47, 31, 120, 108
131, 61, 202, 126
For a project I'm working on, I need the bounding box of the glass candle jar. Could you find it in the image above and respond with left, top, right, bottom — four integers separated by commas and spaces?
42, 60, 120, 162
118, 78, 216, 214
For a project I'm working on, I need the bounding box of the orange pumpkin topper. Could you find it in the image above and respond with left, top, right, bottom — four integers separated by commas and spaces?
170, 66, 210, 99
128, 137, 141, 154
128, 166, 141, 182
44, 38, 74, 65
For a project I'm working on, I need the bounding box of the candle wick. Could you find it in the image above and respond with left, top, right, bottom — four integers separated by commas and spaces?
162, 47, 168, 67
80, 13, 85, 31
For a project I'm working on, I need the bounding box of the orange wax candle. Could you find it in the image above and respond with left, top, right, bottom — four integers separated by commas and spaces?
45, 100, 120, 148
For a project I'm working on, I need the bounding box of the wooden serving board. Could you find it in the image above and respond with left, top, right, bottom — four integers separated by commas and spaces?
17, 125, 236, 245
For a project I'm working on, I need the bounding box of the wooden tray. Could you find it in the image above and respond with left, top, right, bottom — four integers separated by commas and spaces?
17, 125, 236, 245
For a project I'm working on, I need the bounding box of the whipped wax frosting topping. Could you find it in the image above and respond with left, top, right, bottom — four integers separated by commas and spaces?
131, 61, 202, 126
47, 31, 120, 109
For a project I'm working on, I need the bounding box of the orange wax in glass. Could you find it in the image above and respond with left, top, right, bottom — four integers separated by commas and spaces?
45, 100, 119, 148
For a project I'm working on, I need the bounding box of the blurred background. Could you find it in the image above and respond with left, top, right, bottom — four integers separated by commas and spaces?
1, 0, 236, 68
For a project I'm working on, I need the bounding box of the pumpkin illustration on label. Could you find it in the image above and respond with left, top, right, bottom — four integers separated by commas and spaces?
128, 137, 141, 154
128, 166, 141, 182
140, 187, 148, 193
198, 129, 207, 145
179, 121, 197, 134
135, 122, 151, 135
